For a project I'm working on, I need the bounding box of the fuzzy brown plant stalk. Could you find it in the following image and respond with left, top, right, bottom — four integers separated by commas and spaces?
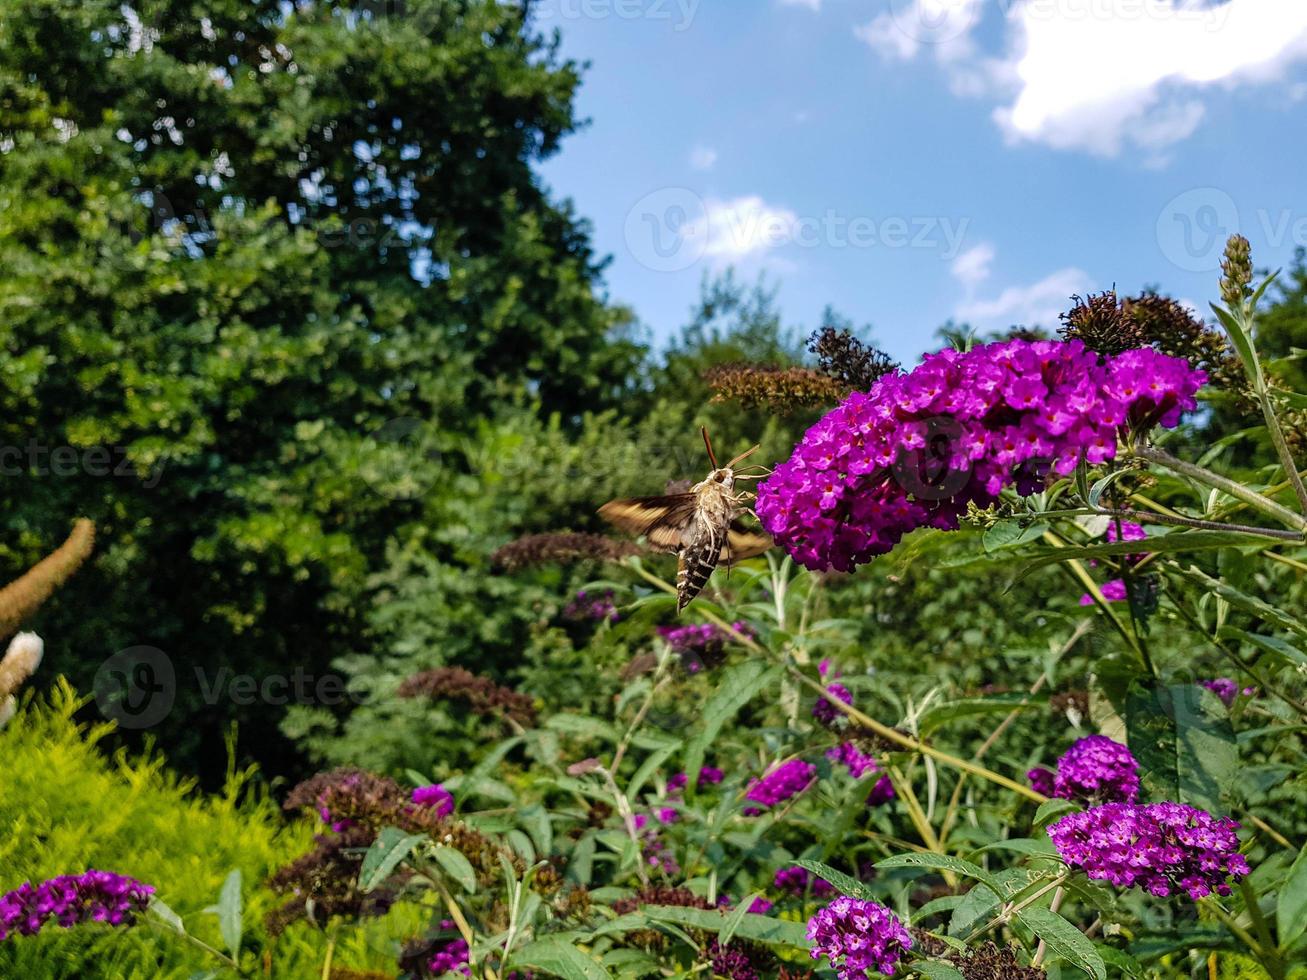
807, 326, 900, 391
491, 531, 642, 571
704, 363, 849, 411
0, 519, 95, 640
397, 666, 537, 727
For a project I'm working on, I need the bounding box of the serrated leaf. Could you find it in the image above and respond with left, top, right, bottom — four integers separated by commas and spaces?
970, 838, 1057, 859
983, 521, 1048, 553
432, 845, 478, 894
683, 661, 780, 798
794, 859, 875, 900
1015, 907, 1106, 980
1097, 945, 1145, 978
918, 695, 1044, 735
511, 937, 608, 980
1126, 683, 1238, 813
358, 827, 425, 892
912, 963, 966, 980
876, 852, 1002, 895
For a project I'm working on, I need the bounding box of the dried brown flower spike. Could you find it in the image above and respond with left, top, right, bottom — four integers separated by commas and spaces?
807, 325, 899, 392
704, 363, 847, 411
1059, 291, 1146, 355
1220, 233, 1253, 308
490, 531, 641, 572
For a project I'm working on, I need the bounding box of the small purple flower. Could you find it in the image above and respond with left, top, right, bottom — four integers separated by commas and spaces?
1080, 578, 1129, 605
563, 589, 620, 623
813, 683, 853, 727
826, 741, 879, 780
411, 784, 455, 818
427, 921, 471, 976
658, 622, 754, 672
1048, 802, 1251, 899
1028, 735, 1140, 805
667, 767, 724, 793
743, 760, 816, 815
866, 776, 896, 808
1201, 678, 1240, 708
0, 871, 154, 941
708, 940, 761, 980
774, 866, 833, 898
747, 896, 774, 915
807, 896, 913, 979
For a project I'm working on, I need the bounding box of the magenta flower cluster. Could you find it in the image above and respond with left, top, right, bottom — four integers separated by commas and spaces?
744, 759, 817, 815
1080, 520, 1149, 605
563, 589, 619, 622
807, 896, 913, 979
1028, 735, 1140, 805
667, 767, 724, 792
0, 871, 153, 941
1048, 802, 1251, 899
1202, 678, 1255, 708
427, 921, 471, 976
412, 784, 455, 817
774, 866, 834, 898
826, 743, 896, 808
756, 339, 1204, 571
813, 682, 853, 726
657, 622, 753, 673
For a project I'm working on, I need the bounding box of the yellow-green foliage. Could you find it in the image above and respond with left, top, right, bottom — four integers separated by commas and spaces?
0, 682, 444, 979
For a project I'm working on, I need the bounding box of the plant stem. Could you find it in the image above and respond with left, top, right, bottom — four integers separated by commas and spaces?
320, 931, 336, 980
1100, 506, 1305, 541
1135, 445, 1307, 532
626, 561, 1049, 803
1238, 878, 1284, 980
1031, 886, 1066, 968
964, 874, 1067, 943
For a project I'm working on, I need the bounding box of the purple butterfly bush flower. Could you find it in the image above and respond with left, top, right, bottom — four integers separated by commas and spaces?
1080, 521, 1149, 605
825, 743, 896, 808
658, 622, 754, 673
756, 339, 1204, 572
427, 921, 471, 976
411, 784, 455, 817
1028, 735, 1140, 805
1047, 802, 1251, 899
1201, 678, 1255, 708
774, 866, 834, 898
708, 940, 761, 980
743, 759, 817, 815
667, 767, 724, 793
1079, 578, 1129, 605
0, 871, 154, 941
563, 589, 620, 623
813, 682, 854, 727
807, 896, 913, 979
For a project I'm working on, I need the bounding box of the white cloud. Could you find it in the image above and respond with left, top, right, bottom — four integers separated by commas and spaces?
694, 196, 801, 265
860, 0, 1307, 157
689, 145, 718, 171
951, 241, 996, 289
954, 266, 1089, 330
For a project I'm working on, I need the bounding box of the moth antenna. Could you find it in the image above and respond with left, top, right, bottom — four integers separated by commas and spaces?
726, 444, 761, 468
701, 426, 719, 469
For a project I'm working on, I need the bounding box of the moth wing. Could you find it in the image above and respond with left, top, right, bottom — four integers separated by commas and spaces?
719, 523, 773, 565
599, 494, 698, 553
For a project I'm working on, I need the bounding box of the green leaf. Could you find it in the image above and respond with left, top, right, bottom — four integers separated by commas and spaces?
970, 838, 1058, 860
1097, 946, 1146, 978
911, 963, 966, 980
1126, 683, 1238, 813
683, 661, 781, 797
213, 869, 242, 956
1014, 907, 1106, 980
544, 715, 620, 742
718, 892, 760, 947
1277, 845, 1307, 949
1167, 564, 1307, 638
1033, 799, 1080, 827
626, 739, 682, 801
911, 894, 964, 924
982, 521, 1048, 553
641, 905, 809, 948
1017, 531, 1274, 576
432, 845, 478, 894
876, 852, 1002, 896
794, 859, 875, 901
511, 937, 609, 980
1218, 626, 1307, 669
358, 827, 426, 892
518, 805, 553, 858
147, 897, 186, 935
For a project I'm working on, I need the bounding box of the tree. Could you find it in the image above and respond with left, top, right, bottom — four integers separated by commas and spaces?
0, 0, 640, 778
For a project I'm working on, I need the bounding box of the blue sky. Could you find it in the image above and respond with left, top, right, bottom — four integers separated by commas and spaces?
535, 0, 1307, 364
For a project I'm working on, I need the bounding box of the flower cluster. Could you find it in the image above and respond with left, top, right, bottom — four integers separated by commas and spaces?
398, 667, 537, 727
807, 896, 913, 979
0, 871, 153, 941
756, 339, 1205, 571
427, 923, 471, 977
812, 682, 853, 727
705, 363, 849, 412
1080, 520, 1149, 605
657, 622, 753, 673
744, 759, 817, 815
490, 532, 640, 571
563, 589, 621, 623
775, 866, 834, 898
667, 767, 724, 793
1028, 735, 1140, 805
808, 324, 900, 392
1048, 802, 1250, 899
825, 743, 896, 807
1202, 678, 1256, 708
412, 784, 455, 817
